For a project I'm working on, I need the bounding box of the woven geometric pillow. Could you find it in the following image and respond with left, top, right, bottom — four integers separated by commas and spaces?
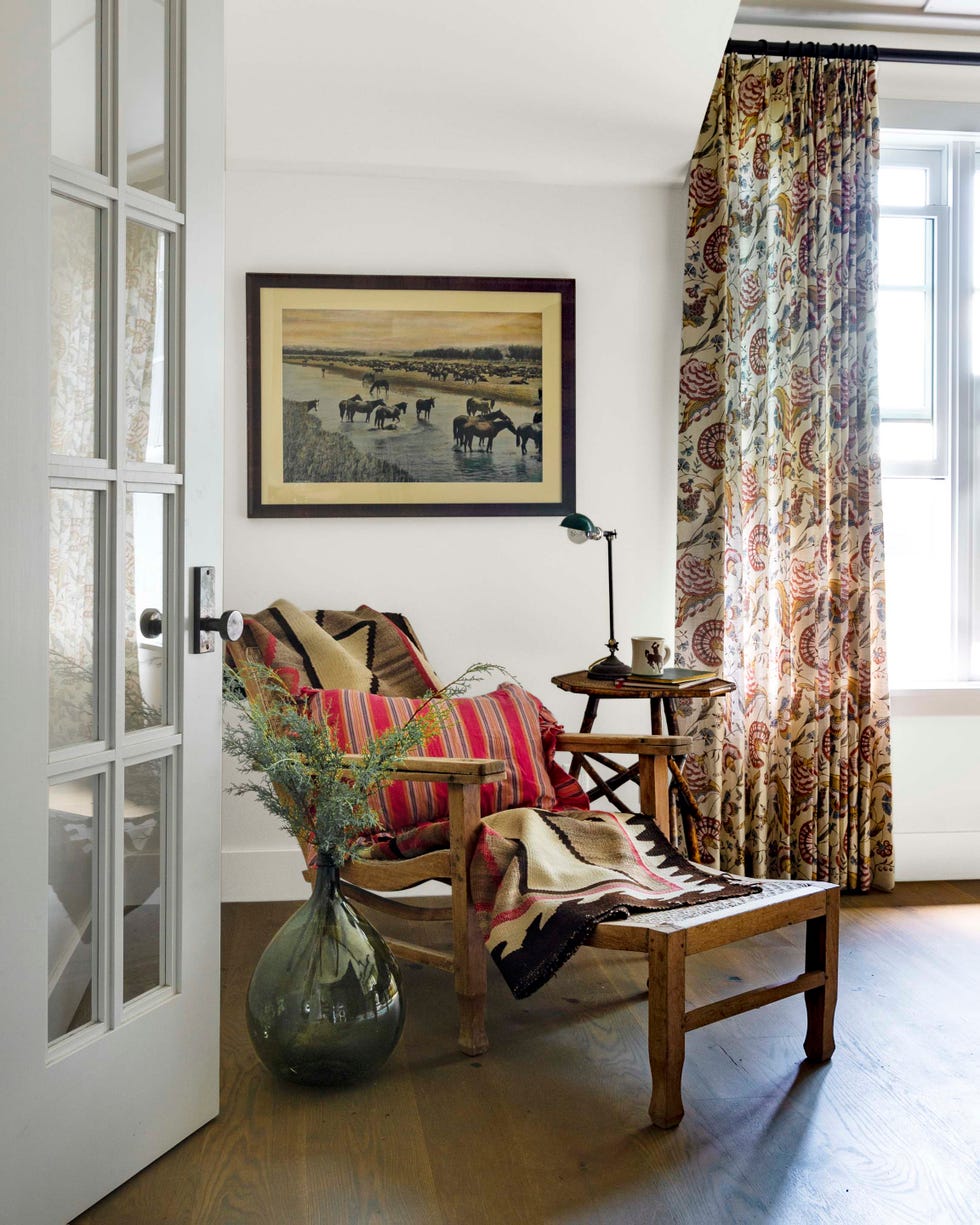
310, 605, 441, 697
306, 683, 589, 858
235, 600, 376, 695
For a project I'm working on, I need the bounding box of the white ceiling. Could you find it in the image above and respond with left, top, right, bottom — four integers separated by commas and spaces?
735, 0, 980, 30
224, 0, 742, 185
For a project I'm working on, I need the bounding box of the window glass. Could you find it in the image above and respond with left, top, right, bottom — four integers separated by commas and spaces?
879, 136, 978, 685
125, 0, 168, 197
123, 759, 165, 1003
877, 290, 930, 422
878, 164, 928, 208
879, 216, 928, 288
882, 477, 953, 683
49, 776, 99, 1041
124, 222, 168, 463
880, 421, 938, 467
50, 195, 101, 458
51, 0, 100, 170
124, 491, 167, 731
49, 488, 100, 749
974, 156, 980, 375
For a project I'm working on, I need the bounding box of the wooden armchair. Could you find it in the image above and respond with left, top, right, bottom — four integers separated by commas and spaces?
336, 731, 684, 1061
227, 620, 838, 1128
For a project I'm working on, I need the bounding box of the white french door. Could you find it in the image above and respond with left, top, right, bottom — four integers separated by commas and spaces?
0, 2, 224, 1222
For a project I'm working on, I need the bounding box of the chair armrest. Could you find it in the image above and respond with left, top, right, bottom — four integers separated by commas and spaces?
555, 733, 692, 756
339, 754, 506, 785
554, 734, 687, 841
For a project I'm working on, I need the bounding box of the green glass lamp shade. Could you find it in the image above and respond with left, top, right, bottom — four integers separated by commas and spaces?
560, 512, 602, 544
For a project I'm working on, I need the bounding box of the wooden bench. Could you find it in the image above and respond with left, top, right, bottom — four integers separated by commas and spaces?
337, 746, 839, 1129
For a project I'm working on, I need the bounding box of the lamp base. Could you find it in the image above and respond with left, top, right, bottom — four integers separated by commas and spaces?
586, 653, 633, 681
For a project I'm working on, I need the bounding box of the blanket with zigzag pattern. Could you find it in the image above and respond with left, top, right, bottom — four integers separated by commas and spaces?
470, 808, 762, 999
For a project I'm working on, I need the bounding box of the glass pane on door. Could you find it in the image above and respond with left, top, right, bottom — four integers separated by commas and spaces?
124, 491, 167, 731
48, 775, 100, 1041
125, 0, 168, 197
50, 195, 101, 458
123, 758, 166, 1002
51, 0, 100, 171
49, 487, 101, 750
124, 222, 168, 463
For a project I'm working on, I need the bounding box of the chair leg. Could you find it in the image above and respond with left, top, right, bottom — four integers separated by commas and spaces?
647, 928, 687, 1128
803, 889, 839, 1063
449, 783, 490, 1056
454, 906, 488, 1056
456, 988, 488, 1058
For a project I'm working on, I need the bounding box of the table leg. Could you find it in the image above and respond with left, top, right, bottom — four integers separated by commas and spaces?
668, 759, 701, 863
662, 697, 703, 864
579, 759, 631, 812
568, 694, 600, 781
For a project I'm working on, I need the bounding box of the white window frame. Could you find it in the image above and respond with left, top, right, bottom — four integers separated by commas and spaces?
880, 131, 978, 687
879, 143, 948, 478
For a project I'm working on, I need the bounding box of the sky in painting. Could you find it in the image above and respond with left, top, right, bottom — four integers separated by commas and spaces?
282, 308, 541, 352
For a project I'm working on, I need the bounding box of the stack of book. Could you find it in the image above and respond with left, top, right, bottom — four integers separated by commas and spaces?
629, 667, 719, 688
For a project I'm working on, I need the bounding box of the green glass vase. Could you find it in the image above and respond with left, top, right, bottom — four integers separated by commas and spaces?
245, 855, 405, 1085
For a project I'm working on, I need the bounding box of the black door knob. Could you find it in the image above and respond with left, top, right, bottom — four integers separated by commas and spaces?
199, 609, 244, 642
139, 608, 163, 639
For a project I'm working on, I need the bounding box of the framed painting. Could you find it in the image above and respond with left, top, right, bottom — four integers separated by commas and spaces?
245, 273, 575, 517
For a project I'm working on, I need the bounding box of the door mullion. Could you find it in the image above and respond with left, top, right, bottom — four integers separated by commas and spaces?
108, 0, 126, 1031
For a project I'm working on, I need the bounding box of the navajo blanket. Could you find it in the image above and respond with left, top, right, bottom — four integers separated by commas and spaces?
232, 599, 440, 698
470, 808, 762, 999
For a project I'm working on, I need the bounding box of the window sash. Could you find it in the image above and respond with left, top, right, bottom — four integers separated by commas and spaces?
879, 146, 949, 477
879, 134, 978, 685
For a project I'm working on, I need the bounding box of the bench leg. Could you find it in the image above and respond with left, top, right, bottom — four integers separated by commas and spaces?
648, 928, 687, 1128
803, 889, 839, 1063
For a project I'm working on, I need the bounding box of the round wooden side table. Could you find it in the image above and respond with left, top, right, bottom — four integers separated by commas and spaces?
551, 670, 736, 861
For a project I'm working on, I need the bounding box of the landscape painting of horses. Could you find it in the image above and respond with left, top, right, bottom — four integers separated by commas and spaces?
246, 273, 574, 516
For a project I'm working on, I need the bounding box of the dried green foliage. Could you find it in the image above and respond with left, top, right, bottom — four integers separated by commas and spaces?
222, 661, 505, 866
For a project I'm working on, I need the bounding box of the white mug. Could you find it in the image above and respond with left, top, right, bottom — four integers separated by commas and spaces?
631, 636, 671, 677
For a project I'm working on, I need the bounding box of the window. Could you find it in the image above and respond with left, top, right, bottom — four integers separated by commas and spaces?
879, 136, 978, 686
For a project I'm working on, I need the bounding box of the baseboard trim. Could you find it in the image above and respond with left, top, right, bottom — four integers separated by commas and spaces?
221, 848, 309, 902
894, 831, 980, 882
222, 832, 977, 902
220, 848, 453, 903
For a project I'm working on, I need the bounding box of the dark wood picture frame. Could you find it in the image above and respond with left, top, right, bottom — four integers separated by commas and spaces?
246, 273, 575, 517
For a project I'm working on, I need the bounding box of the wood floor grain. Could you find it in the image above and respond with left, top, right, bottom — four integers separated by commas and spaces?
72, 882, 980, 1225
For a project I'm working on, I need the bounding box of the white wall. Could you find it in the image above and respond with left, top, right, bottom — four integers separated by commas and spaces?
223, 34, 980, 894
223, 171, 685, 899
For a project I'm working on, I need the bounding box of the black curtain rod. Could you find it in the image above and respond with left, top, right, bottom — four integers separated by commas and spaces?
726, 38, 980, 67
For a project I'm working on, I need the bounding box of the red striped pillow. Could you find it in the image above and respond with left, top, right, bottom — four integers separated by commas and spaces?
307, 683, 588, 837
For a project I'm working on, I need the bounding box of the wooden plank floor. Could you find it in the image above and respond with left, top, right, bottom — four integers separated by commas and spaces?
74, 882, 980, 1225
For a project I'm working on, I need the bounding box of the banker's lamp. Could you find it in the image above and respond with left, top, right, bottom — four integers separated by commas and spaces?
560, 512, 632, 680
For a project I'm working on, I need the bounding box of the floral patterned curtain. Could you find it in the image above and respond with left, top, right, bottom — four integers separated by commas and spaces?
675, 53, 893, 891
